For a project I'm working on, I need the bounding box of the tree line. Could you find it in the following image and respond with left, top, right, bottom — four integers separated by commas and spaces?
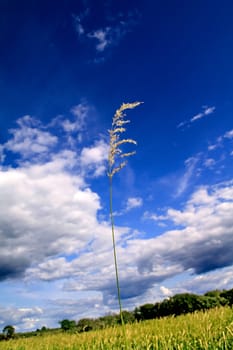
1, 287, 233, 339
59, 288, 233, 333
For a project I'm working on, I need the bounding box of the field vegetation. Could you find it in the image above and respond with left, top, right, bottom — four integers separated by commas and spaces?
1, 306, 233, 349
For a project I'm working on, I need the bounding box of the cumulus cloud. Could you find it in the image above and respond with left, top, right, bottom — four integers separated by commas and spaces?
0, 306, 43, 331
4, 115, 57, 159
80, 140, 108, 165
80, 139, 109, 176
141, 181, 233, 276
0, 159, 103, 280
1, 104, 233, 331
25, 180, 233, 311
0, 106, 110, 283
179, 266, 233, 294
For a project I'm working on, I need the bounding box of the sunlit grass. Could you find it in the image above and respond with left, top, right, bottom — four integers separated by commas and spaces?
2, 306, 233, 349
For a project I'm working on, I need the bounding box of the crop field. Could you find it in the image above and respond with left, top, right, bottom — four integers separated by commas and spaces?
1, 307, 233, 350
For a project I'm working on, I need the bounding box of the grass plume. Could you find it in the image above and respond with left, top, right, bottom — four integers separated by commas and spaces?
107, 102, 143, 330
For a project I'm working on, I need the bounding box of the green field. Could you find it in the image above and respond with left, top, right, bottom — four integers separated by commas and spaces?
2, 307, 233, 350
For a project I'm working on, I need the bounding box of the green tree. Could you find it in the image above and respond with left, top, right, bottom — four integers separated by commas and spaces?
77, 318, 96, 332
117, 310, 135, 324
169, 293, 203, 315
59, 319, 76, 332
134, 303, 155, 320
3, 325, 15, 338
204, 290, 222, 298
221, 288, 233, 306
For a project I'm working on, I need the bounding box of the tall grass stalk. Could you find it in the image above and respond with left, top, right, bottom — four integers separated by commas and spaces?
107, 102, 142, 330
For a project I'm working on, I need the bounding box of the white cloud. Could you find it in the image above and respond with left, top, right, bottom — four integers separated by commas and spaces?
190, 112, 203, 122
204, 158, 216, 168
88, 28, 111, 52
4, 116, 57, 159
0, 145, 5, 163
143, 211, 167, 222
72, 9, 89, 36
175, 156, 200, 197
206, 129, 233, 158
73, 9, 140, 59
0, 156, 103, 281
113, 197, 143, 217
80, 139, 108, 177
178, 106, 215, 129
61, 102, 90, 133
1, 162, 233, 330
28, 180, 233, 300
208, 144, 218, 151
1, 104, 233, 331
160, 286, 173, 297
126, 197, 143, 211
224, 129, 233, 139
179, 266, 233, 294
190, 106, 216, 123
0, 306, 43, 331
80, 140, 108, 166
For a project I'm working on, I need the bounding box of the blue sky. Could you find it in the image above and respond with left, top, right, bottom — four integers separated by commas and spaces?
0, 0, 233, 332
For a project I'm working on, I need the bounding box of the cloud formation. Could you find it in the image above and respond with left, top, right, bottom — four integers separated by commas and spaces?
4, 116, 57, 159
25, 178, 233, 307
177, 106, 216, 129
126, 197, 143, 211
73, 8, 140, 61
144, 181, 233, 274
0, 104, 232, 331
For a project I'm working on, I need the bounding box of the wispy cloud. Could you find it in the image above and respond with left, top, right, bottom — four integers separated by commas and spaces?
177, 106, 216, 129
224, 129, 233, 139
62, 102, 90, 133
126, 197, 143, 211
175, 155, 200, 197
87, 28, 111, 52
72, 9, 140, 61
114, 197, 143, 216
203, 158, 216, 168
208, 128, 233, 153
4, 115, 58, 160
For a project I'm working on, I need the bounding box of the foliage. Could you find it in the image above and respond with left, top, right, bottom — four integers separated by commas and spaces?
134, 291, 231, 321
1, 307, 233, 349
77, 318, 96, 332
59, 319, 76, 332
2, 324, 15, 339
134, 303, 155, 320
2, 287, 233, 342
221, 288, 233, 305
204, 289, 222, 298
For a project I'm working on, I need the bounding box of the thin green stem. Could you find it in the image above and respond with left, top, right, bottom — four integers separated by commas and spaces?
109, 176, 125, 328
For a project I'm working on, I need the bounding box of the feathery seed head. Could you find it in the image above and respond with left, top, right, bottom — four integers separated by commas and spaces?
108, 101, 142, 178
